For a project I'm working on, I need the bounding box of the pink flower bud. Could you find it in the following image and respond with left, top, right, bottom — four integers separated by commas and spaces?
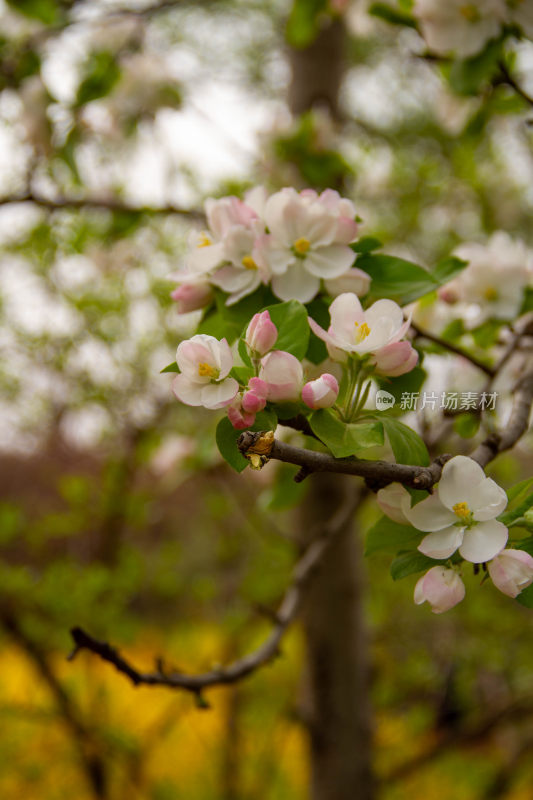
301, 373, 339, 410
245, 311, 278, 356
227, 395, 256, 430
259, 350, 304, 402
414, 566, 465, 614
171, 282, 213, 314
488, 549, 533, 598
376, 483, 410, 525
242, 377, 268, 413
371, 341, 418, 377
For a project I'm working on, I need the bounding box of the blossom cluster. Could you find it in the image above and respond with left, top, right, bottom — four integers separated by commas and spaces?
378, 456, 533, 612
414, 0, 533, 59
170, 187, 371, 308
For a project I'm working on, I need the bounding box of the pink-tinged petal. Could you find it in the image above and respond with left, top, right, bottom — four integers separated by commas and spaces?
176, 337, 215, 379
227, 396, 256, 429
324, 268, 371, 298
371, 341, 418, 377
215, 338, 234, 379
377, 483, 411, 524
402, 492, 457, 532
259, 350, 304, 401
329, 293, 365, 341
418, 525, 464, 559
304, 244, 355, 278
470, 479, 508, 521
300, 209, 338, 247
264, 189, 297, 246
200, 378, 239, 410
335, 216, 358, 244
308, 317, 339, 349
211, 265, 255, 293
245, 311, 278, 356
488, 549, 533, 598
414, 567, 465, 613
438, 455, 486, 510
171, 282, 213, 314
459, 519, 508, 564
271, 263, 320, 303
172, 374, 204, 406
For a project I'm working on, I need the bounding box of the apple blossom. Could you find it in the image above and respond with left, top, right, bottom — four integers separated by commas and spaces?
370, 341, 419, 377
376, 483, 411, 525
254, 188, 358, 303
245, 311, 278, 356
302, 373, 339, 410
242, 378, 268, 413
324, 268, 371, 298
414, 566, 466, 614
308, 293, 411, 358
172, 334, 238, 410
259, 350, 304, 402
488, 549, 533, 598
402, 455, 508, 563
170, 282, 213, 314
451, 232, 533, 326
413, 0, 506, 58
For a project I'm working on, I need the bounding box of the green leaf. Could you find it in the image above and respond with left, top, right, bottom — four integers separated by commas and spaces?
506, 477, 533, 505
160, 362, 179, 374
230, 366, 253, 384
431, 256, 468, 285
368, 2, 417, 28
262, 464, 309, 511
365, 516, 421, 556
500, 491, 533, 527
352, 236, 383, 255
453, 413, 481, 439
286, 0, 328, 48
379, 416, 429, 466
215, 410, 278, 473
237, 337, 252, 368
448, 37, 504, 96
261, 300, 310, 360
75, 51, 121, 107
7, 0, 60, 24
310, 409, 384, 458
197, 309, 241, 341
390, 551, 441, 581
356, 254, 439, 304
516, 582, 533, 609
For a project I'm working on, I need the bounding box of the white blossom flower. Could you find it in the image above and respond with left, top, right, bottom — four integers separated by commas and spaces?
172, 335, 238, 409
308, 293, 411, 357
402, 455, 508, 563
254, 188, 358, 303
413, 0, 506, 58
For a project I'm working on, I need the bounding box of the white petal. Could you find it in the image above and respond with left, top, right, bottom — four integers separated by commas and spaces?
364, 299, 404, 333
329, 293, 365, 342
226, 273, 261, 305
402, 492, 456, 532
211, 265, 255, 293
438, 455, 487, 510
304, 245, 355, 278
459, 520, 508, 564
215, 338, 234, 379
418, 526, 464, 560
172, 374, 204, 406
471, 479, 508, 521
200, 378, 239, 409
271, 263, 320, 303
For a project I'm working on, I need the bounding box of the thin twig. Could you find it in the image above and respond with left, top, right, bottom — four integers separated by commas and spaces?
498, 61, 533, 109
68, 491, 361, 698
411, 321, 495, 378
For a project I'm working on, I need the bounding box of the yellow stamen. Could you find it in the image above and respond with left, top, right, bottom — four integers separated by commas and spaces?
483, 286, 499, 301
354, 321, 371, 344
242, 255, 257, 270
459, 4, 480, 22
198, 362, 218, 378
453, 501, 471, 522
293, 237, 311, 255
198, 233, 212, 248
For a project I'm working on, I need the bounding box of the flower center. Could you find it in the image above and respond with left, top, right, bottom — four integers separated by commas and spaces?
453, 501, 471, 522
354, 321, 371, 344
459, 4, 480, 22
198, 233, 212, 248
483, 286, 499, 301
293, 237, 311, 256
241, 255, 257, 270
198, 362, 219, 379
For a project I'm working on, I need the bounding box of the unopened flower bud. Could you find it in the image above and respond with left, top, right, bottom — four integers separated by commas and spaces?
242, 378, 268, 413
301, 373, 339, 410
227, 395, 256, 430
171, 282, 213, 314
488, 549, 533, 598
259, 350, 304, 402
414, 567, 465, 614
245, 311, 278, 356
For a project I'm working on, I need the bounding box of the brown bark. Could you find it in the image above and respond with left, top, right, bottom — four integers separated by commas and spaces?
299, 475, 375, 800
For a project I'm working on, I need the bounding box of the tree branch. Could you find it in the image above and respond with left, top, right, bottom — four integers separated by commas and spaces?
411, 321, 495, 378
498, 61, 533, 109
0, 191, 204, 221
68, 491, 362, 699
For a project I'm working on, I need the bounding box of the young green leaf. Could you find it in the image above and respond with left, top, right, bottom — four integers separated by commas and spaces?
310, 409, 384, 458
365, 516, 421, 556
